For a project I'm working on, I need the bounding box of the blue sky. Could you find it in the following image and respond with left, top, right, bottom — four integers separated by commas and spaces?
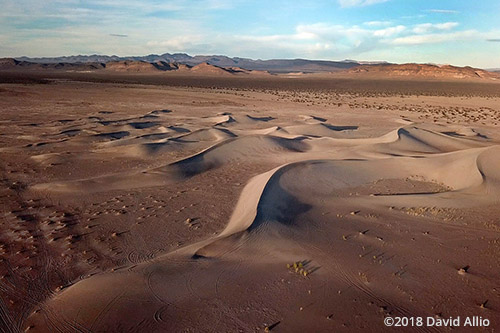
1, 0, 500, 67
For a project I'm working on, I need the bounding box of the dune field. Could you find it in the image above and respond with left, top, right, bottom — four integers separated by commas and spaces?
1, 75, 500, 332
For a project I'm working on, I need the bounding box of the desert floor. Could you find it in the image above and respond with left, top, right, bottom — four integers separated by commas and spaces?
1, 75, 500, 332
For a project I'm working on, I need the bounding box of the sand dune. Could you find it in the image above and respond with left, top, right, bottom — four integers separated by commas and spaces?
29, 112, 493, 196
25, 141, 500, 331
26, 107, 500, 331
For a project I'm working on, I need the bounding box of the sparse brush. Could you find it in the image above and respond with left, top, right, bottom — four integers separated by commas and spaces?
458, 265, 470, 275
287, 260, 313, 277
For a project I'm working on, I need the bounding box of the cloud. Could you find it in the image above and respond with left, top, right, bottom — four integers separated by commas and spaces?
363, 21, 392, 27
147, 35, 205, 51
109, 34, 128, 37
338, 0, 389, 8
146, 22, 406, 59
486, 39, 500, 42
425, 9, 459, 14
145, 20, 480, 59
412, 22, 459, 34
434, 22, 459, 30
392, 30, 477, 45
373, 25, 406, 37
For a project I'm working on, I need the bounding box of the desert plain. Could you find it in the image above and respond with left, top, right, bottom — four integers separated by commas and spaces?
1, 72, 500, 332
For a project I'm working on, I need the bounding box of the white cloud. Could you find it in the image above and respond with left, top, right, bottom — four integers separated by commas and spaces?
373, 25, 406, 37
425, 9, 459, 14
412, 22, 458, 34
435, 22, 459, 30
296, 23, 348, 40
392, 30, 477, 45
338, 0, 389, 8
146, 22, 406, 60
363, 20, 392, 27
147, 35, 205, 51
144, 21, 479, 60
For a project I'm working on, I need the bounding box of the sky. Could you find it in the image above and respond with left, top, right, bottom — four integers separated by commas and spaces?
1, 0, 500, 68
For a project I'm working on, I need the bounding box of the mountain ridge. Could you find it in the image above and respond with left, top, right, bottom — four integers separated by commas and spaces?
348, 63, 499, 80
2, 55, 499, 79
0, 58, 273, 76
13, 53, 363, 73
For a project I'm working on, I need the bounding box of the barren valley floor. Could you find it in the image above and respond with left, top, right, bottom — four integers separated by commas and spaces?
1, 75, 500, 332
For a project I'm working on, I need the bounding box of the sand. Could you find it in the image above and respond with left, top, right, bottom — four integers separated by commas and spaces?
1, 75, 500, 332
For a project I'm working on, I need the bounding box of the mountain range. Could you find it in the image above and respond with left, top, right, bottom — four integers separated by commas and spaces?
0, 58, 273, 76
14, 53, 367, 73
1, 53, 499, 80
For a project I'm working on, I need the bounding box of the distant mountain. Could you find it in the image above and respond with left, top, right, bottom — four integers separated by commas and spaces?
102, 60, 263, 75
0, 58, 105, 71
14, 53, 361, 73
104, 60, 173, 72
348, 63, 500, 80
0, 58, 272, 76
15, 55, 122, 64
2, 56, 498, 80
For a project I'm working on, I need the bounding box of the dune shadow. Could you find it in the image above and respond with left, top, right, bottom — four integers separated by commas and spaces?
94, 131, 130, 140
249, 164, 313, 230
128, 121, 160, 129
322, 123, 358, 131
246, 115, 275, 122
